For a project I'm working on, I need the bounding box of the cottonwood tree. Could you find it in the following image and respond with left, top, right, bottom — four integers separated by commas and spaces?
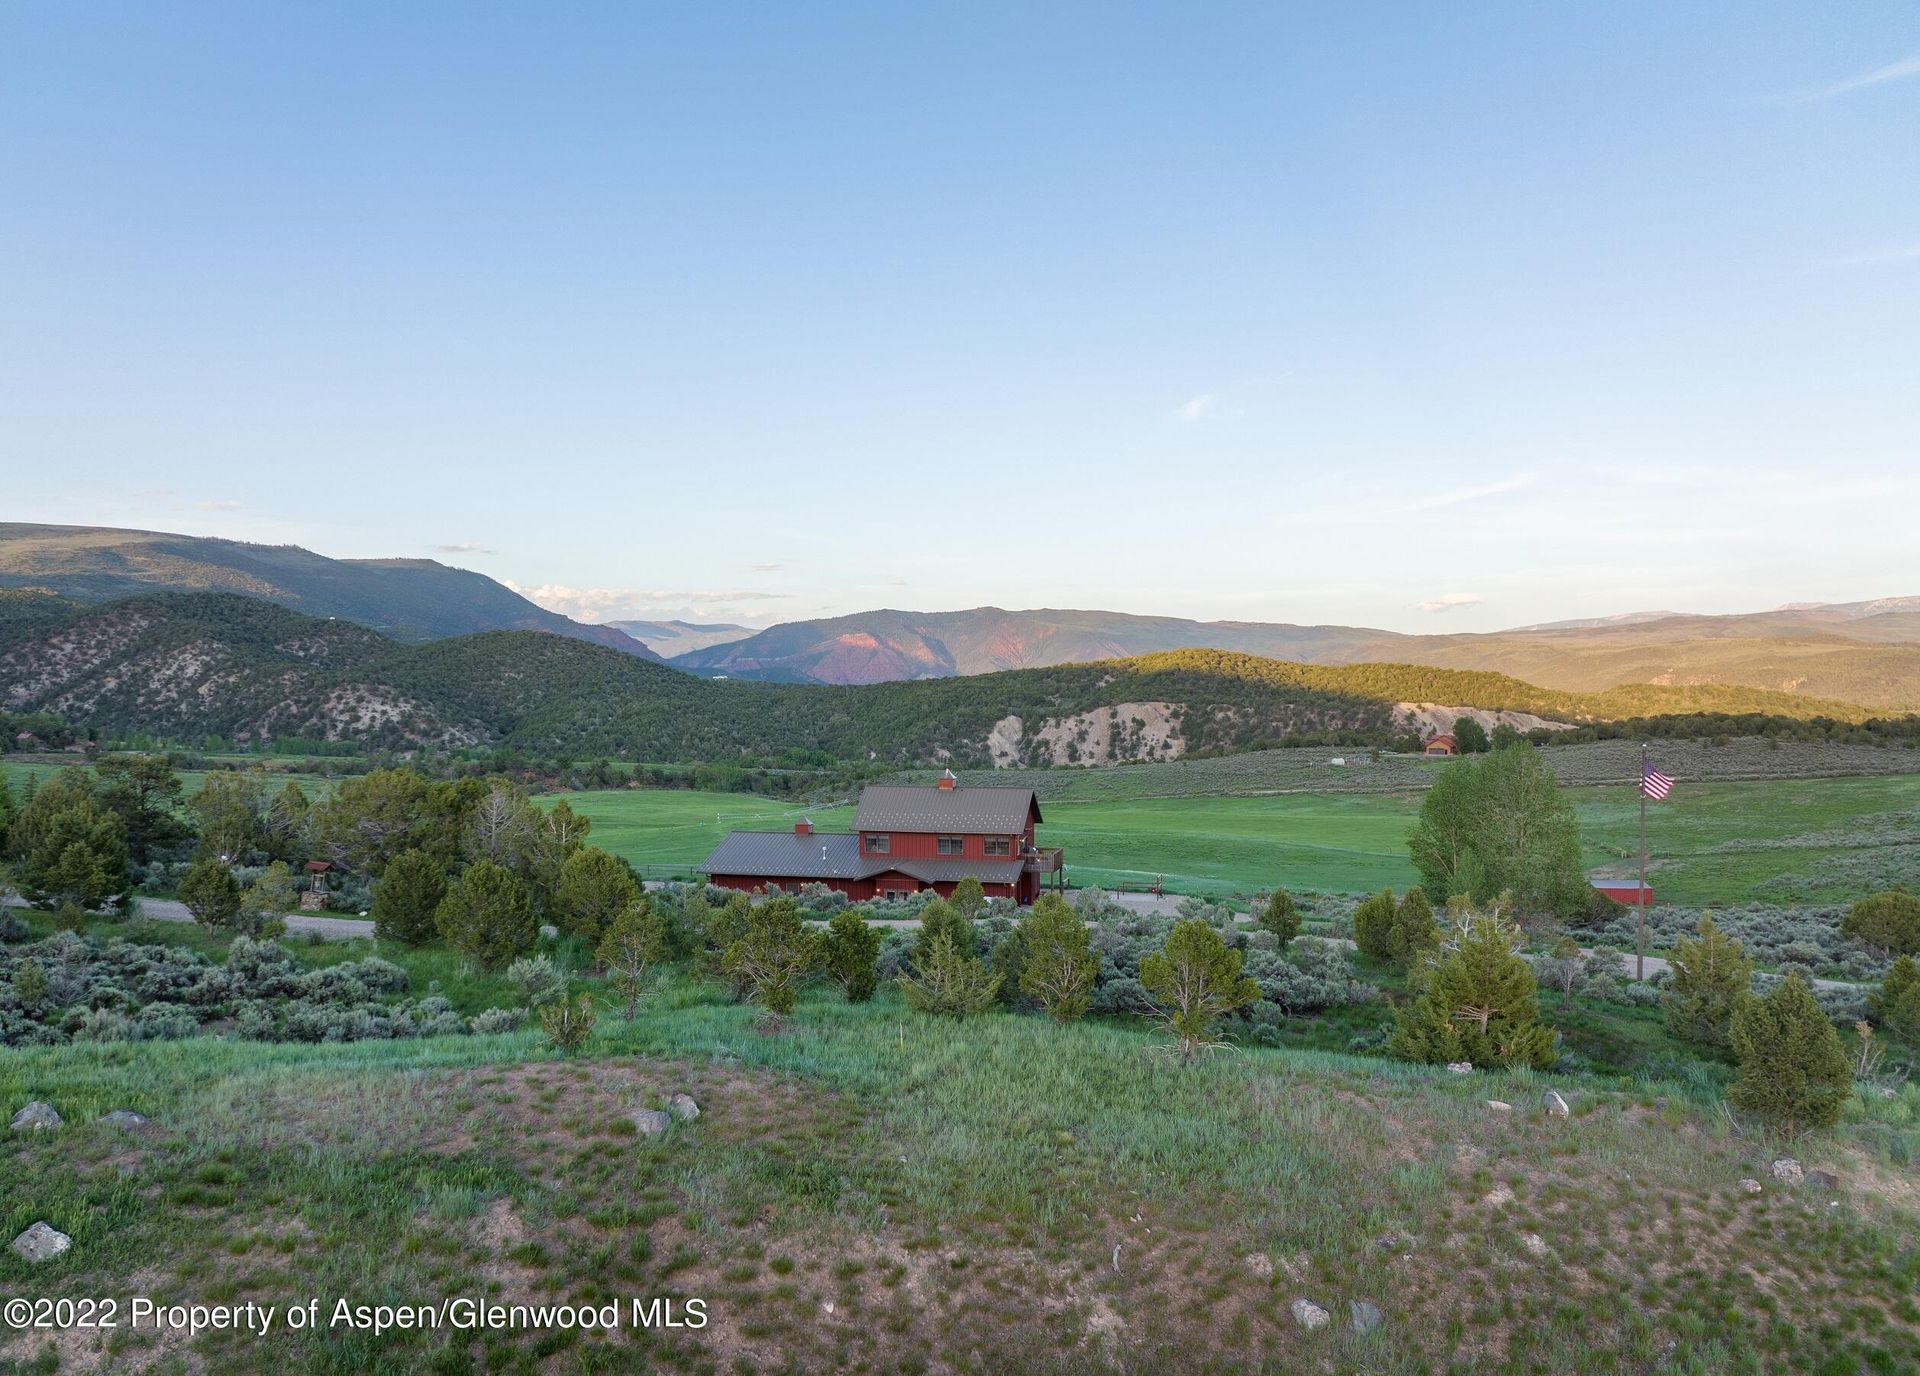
436, 859, 538, 971
1664, 915, 1754, 1047
599, 900, 668, 1018
1407, 746, 1588, 924
1451, 717, 1490, 754
1389, 904, 1558, 1069
1140, 918, 1260, 1063
821, 907, 881, 1003
723, 898, 820, 1018
1020, 893, 1096, 1023
1729, 973, 1851, 1136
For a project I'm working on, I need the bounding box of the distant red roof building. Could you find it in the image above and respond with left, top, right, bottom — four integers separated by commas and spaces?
699, 776, 1062, 904
1423, 734, 1457, 756
1592, 881, 1654, 906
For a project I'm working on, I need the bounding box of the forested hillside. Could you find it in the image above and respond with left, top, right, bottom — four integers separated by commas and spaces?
0, 522, 658, 658
0, 592, 1898, 765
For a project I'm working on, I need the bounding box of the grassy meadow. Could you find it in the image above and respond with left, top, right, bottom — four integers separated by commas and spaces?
5, 906, 1920, 1376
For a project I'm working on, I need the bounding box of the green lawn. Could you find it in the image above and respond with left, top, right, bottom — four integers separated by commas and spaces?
548, 772, 1920, 906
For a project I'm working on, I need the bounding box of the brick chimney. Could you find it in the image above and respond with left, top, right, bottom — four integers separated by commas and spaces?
937, 769, 957, 792
794, 818, 813, 835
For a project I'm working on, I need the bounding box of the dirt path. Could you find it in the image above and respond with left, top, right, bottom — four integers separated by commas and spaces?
132, 896, 376, 940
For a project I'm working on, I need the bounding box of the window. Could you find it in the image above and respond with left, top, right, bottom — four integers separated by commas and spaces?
983, 837, 1012, 857
937, 835, 964, 856
864, 834, 889, 854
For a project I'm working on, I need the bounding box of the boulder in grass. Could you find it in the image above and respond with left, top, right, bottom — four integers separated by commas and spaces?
11, 1101, 61, 1133
1290, 1299, 1330, 1330
666, 1093, 700, 1122
1739, 1178, 1763, 1196
100, 1110, 149, 1130
1770, 1158, 1803, 1185
11, 1222, 71, 1263
1542, 1090, 1571, 1118
1446, 1062, 1472, 1074
1349, 1299, 1384, 1335
1485, 1100, 1513, 1112
631, 1109, 673, 1136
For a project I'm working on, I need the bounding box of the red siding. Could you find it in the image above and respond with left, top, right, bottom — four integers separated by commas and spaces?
858, 830, 1026, 861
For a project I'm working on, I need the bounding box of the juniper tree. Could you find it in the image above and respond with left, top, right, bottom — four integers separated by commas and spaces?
552, 845, 640, 947
949, 876, 988, 920
1352, 888, 1398, 959
913, 898, 972, 964
899, 931, 1001, 1016
1389, 906, 1557, 1070
179, 854, 243, 933
1664, 915, 1754, 1048
1868, 956, 1920, 1042
371, 848, 448, 946
598, 900, 668, 1018
1020, 893, 1097, 1023
1258, 888, 1301, 949
1729, 973, 1851, 1136
1842, 889, 1920, 957
821, 907, 882, 1003
1139, 918, 1260, 1064
1390, 887, 1439, 963
723, 898, 820, 1018
435, 859, 538, 972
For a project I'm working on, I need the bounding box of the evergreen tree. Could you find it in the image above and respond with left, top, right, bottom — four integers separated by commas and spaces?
372, 848, 449, 946
1020, 893, 1096, 1023
9, 772, 131, 910
435, 859, 538, 971
723, 898, 819, 1017
898, 930, 1001, 1016
1867, 956, 1920, 1041
552, 845, 640, 946
913, 898, 972, 964
1390, 887, 1440, 963
1452, 716, 1490, 753
189, 770, 267, 862
821, 907, 882, 1003
1139, 918, 1260, 1064
1258, 888, 1301, 949
95, 753, 186, 864
1664, 915, 1754, 1047
703, 892, 755, 998
1729, 973, 1851, 1135
179, 854, 243, 933
1841, 889, 1920, 957
949, 876, 988, 920
1390, 907, 1557, 1069
598, 900, 667, 1018
1352, 888, 1398, 959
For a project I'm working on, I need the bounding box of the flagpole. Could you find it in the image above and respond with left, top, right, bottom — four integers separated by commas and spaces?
1636, 742, 1648, 981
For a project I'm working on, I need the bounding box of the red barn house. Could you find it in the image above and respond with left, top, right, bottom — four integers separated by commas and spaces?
698, 771, 1062, 905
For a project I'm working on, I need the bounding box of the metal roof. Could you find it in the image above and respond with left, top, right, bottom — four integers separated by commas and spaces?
851, 783, 1040, 834
698, 830, 868, 880
875, 858, 1028, 885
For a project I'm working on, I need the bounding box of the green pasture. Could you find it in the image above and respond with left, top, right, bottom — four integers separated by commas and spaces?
549, 772, 1920, 905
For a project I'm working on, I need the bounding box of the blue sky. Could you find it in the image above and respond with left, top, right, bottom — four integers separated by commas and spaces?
4, 3, 1916, 632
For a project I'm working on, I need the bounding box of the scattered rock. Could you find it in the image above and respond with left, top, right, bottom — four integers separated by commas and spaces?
1542, 1090, 1571, 1118
1446, 1061, 1473, 1074
1806, 1169, 1839, 1192
1349, 1299, 1384, 1335
99, 1109, 149, 1130
1482, 1183, 1514, 1207
1770, 1158, 1803, 1184
1242, 1252, 1274, 1280
1485, 1100, 1513, 1112
1521, 1233, 1548, 1258
11, 1101, 61, 1132
630, 1109, 673, 1136
539, 924, 559, 940
666, 1092, 700, 1121
1290, 1299, 1331, 1330
11, 1222, 71, 1263
1739, 1178, 1763, 1195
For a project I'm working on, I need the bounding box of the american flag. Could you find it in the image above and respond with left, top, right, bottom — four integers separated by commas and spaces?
1641, 763, 1674, 800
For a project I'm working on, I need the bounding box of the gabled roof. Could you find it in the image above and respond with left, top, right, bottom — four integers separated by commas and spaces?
877, 858, 1027, 885
699, 830, 868, 880
852, 784, 1040, 834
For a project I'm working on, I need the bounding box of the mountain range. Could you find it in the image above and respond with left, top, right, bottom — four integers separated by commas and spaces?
667, 602, 1920, 710
0, 523, 658, 660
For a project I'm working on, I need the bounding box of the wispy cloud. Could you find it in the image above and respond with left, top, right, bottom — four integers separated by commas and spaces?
505, 581, 791, 623
749, 562, 784, 572
435, 542, 499, 555
1790, 51, 1920, 102
1417, 592, 1483, 614
1174, 393, 1219, 422
198, 499, 242, 511
1404, 471, 1536, 513
1822, 241, 1920, 270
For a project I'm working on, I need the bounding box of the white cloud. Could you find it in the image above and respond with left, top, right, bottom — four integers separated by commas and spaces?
505, 581, 791, 623
1175, 393, 1219, 422
198, 499, 242, 511
1791, 51, 1920, 102
1823, 241, 1920, 270
1417, 592, 1483, 613
1403, 471, 1536, 513
435, 542, 499, 555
